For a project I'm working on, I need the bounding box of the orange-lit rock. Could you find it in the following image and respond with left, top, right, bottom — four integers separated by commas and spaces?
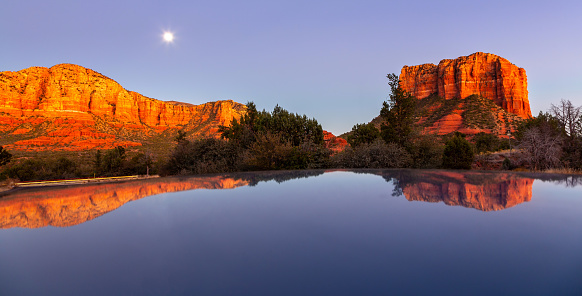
0, 64, 246, 151
323, 130, 348, 152
400, 52, 531, 119
0, 175, 249, 228
397, 171, 533, 211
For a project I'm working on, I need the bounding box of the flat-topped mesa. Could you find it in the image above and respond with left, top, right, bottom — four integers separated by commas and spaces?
400, 52, 531, 119
0, 64, 246, 151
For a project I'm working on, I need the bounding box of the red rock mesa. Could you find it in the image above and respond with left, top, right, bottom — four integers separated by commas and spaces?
400, 52, 531, 119
390, 52, 532, 135
0, 64, 246, 151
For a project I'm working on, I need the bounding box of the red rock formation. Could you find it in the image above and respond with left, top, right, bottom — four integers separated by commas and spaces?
399, 171, 533, 211
0, 64, 246, 151
400, 52, 531, 119
0, 175, 249, 228
323, 130, 348, 152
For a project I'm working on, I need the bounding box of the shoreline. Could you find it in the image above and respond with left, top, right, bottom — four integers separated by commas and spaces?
0, 175, 160, 194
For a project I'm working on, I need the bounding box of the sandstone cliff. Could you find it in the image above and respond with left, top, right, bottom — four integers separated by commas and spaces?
372, 52, 533, 136
323, 130, 348, 152
0, 64, 246, 151
400, 52, 531, 118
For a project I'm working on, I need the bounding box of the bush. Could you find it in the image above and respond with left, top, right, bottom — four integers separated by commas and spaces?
3, 157, 80, 181
164, 138, 240, 175
244, 133, 331, 170
332, 139, 411, 168
516, 127, 562, 170
473, 132, 502, 153
502, 158, 514, 170
0, 146, 12, 167
442, 133, 474, 170
408, 134, 444, 169
347, 123, 380, 148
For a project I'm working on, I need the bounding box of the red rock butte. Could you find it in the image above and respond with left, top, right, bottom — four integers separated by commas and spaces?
400, 52, 532, 119
0, 64, 246, 151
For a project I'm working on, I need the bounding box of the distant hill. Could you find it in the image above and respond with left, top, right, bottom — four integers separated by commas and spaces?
0, 64, 246, 153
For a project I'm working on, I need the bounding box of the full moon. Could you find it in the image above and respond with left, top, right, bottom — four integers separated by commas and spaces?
163, 31, 174, 43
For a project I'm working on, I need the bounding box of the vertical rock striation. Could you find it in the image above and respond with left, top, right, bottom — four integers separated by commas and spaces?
400, 52, 531, 119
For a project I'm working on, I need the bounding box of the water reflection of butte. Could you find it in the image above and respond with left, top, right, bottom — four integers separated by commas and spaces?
396, 171, 534, 211
0, 176, 249, 229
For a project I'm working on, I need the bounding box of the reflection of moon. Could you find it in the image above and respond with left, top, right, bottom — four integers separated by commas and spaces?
163, 31, 174, 43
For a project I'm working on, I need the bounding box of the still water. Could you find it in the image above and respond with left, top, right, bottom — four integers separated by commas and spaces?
1, 169, 581, 295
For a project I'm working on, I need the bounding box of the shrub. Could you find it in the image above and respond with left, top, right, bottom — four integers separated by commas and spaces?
442, 133, 474, 170
164, 138, 240, 175
0, 146, 12, 167
347, 123, 380, 148
408, 134, 444, 169
472, 132, 502, 153
332, 139, 411, 168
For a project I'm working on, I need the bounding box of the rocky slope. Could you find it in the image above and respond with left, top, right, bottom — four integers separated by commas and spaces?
0, 64, 246, 151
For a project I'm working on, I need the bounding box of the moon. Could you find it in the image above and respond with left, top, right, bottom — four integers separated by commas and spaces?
163, 31, 174, 43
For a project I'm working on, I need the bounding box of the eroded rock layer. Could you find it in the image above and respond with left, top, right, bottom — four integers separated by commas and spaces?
0, 64, 246, 151
400, 52, 531, 119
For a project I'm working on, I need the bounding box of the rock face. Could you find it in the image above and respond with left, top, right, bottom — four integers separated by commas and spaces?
400, 52, 531, 119
323, 130, 348, 152
391, 171, 533, 211
0, 175, 249, 228
0, 64, 246, 151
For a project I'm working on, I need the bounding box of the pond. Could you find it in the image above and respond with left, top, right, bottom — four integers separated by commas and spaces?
1, 169, 581, 295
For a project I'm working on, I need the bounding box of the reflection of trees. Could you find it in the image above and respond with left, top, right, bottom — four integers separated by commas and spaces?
238, 170, 325, 186
519, 173, 582, 188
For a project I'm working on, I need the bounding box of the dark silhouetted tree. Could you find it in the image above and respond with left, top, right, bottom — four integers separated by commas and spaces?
347, 123, 380, 148
380, 73, 417, 147
0, 146, 12, 167
442, 133, 474, 170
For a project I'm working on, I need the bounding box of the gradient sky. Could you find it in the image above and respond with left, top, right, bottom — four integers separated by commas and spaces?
3, 0, 581, 135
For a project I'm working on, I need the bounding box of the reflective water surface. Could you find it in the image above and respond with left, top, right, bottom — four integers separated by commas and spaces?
1, 169, 581, 295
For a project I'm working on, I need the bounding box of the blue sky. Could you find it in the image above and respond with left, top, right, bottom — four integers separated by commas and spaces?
2, 0, 581, 135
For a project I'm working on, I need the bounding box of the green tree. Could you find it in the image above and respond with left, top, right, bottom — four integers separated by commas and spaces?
175, 130, 189, 144
408, 134, 444, 169
220, 102, 324, 148
219, 102, 259, 148
380, 73, 417, 147
473, 132, 501, 153
347, 123, 380, 148
53, 157, 77, 179
442, 133, 474, 170
0, 146, 12, 167
101, 146, 127, 176
94, 150, 102, 175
